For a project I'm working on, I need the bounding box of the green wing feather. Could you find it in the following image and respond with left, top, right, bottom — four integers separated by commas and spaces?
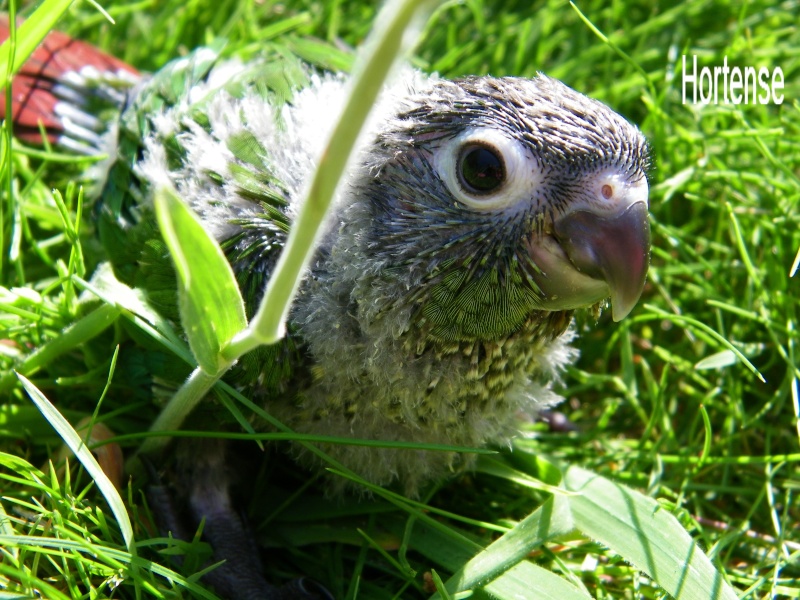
97, 42, 314, 398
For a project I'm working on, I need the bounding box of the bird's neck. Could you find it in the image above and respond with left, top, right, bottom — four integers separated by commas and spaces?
405, 308, 574, 412
407, 307, 573, 358
295, 252, 573, 383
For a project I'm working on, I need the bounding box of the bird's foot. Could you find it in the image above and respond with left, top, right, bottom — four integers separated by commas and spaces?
143, 443, 332, 600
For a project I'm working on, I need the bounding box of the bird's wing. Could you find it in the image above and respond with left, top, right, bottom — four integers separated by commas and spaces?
0, 18, 323, 394
95, 44, 317, 393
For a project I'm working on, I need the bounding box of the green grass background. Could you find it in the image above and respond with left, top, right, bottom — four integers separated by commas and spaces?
1, 0, 798, 598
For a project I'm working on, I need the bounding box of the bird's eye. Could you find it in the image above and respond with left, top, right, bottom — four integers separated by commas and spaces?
434, 127, 538, 211
458, 143, 506, 194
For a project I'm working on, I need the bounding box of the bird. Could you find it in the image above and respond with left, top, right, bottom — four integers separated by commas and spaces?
1, 14, 651, 599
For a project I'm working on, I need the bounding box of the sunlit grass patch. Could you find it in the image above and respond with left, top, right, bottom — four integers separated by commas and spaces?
1, 0, 798, 598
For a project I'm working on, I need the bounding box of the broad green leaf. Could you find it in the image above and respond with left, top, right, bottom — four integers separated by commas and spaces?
436, 494, 579, 599
17, 374, 136, 553
153, 184, 247, 375
483, 561, 592, 600
564, 465, 739, 600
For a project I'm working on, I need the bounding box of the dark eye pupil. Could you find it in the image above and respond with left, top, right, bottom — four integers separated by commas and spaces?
459, 144, 505, 194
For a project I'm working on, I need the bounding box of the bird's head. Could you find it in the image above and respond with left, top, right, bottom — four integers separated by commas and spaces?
346, 74, 650, 344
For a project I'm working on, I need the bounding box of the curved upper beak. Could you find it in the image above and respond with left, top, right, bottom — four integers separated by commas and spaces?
554, 201, 650, 321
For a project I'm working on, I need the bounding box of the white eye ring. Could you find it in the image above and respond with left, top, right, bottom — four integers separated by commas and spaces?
434, 128, 539, 211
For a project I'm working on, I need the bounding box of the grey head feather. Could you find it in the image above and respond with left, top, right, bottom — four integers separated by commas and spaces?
301, 73, 649, 343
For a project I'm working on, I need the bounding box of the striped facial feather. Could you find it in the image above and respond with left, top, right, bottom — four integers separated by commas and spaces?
351, 74, 650, 345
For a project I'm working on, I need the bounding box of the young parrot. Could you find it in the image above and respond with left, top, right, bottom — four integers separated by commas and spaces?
2, 15, 651, 599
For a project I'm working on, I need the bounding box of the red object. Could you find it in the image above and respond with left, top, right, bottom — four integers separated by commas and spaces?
0, 16, 139, 144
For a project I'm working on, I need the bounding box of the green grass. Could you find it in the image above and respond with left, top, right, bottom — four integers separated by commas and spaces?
1, 0, 799, 598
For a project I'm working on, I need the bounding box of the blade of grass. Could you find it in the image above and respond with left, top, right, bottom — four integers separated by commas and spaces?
0, 0, 76, 80
0, 303, 120, 393
17, 374, 135, 554
564, 465, 739, 600
224, 0, 441, 357
435, 494, 578, 599
644, 304, 766, 382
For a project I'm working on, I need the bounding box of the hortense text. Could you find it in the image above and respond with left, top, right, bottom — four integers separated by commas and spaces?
682, 55, 784, 105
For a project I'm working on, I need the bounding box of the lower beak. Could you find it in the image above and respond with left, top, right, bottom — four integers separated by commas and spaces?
554, 201, 650, 321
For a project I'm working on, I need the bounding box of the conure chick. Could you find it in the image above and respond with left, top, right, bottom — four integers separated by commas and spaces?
1, 15, 651, 599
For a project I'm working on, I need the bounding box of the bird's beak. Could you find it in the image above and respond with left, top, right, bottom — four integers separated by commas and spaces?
554, 200, 650, 321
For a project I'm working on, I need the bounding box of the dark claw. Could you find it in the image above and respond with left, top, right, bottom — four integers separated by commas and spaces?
279, 577, 335, 600
538, 410, 580, 433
